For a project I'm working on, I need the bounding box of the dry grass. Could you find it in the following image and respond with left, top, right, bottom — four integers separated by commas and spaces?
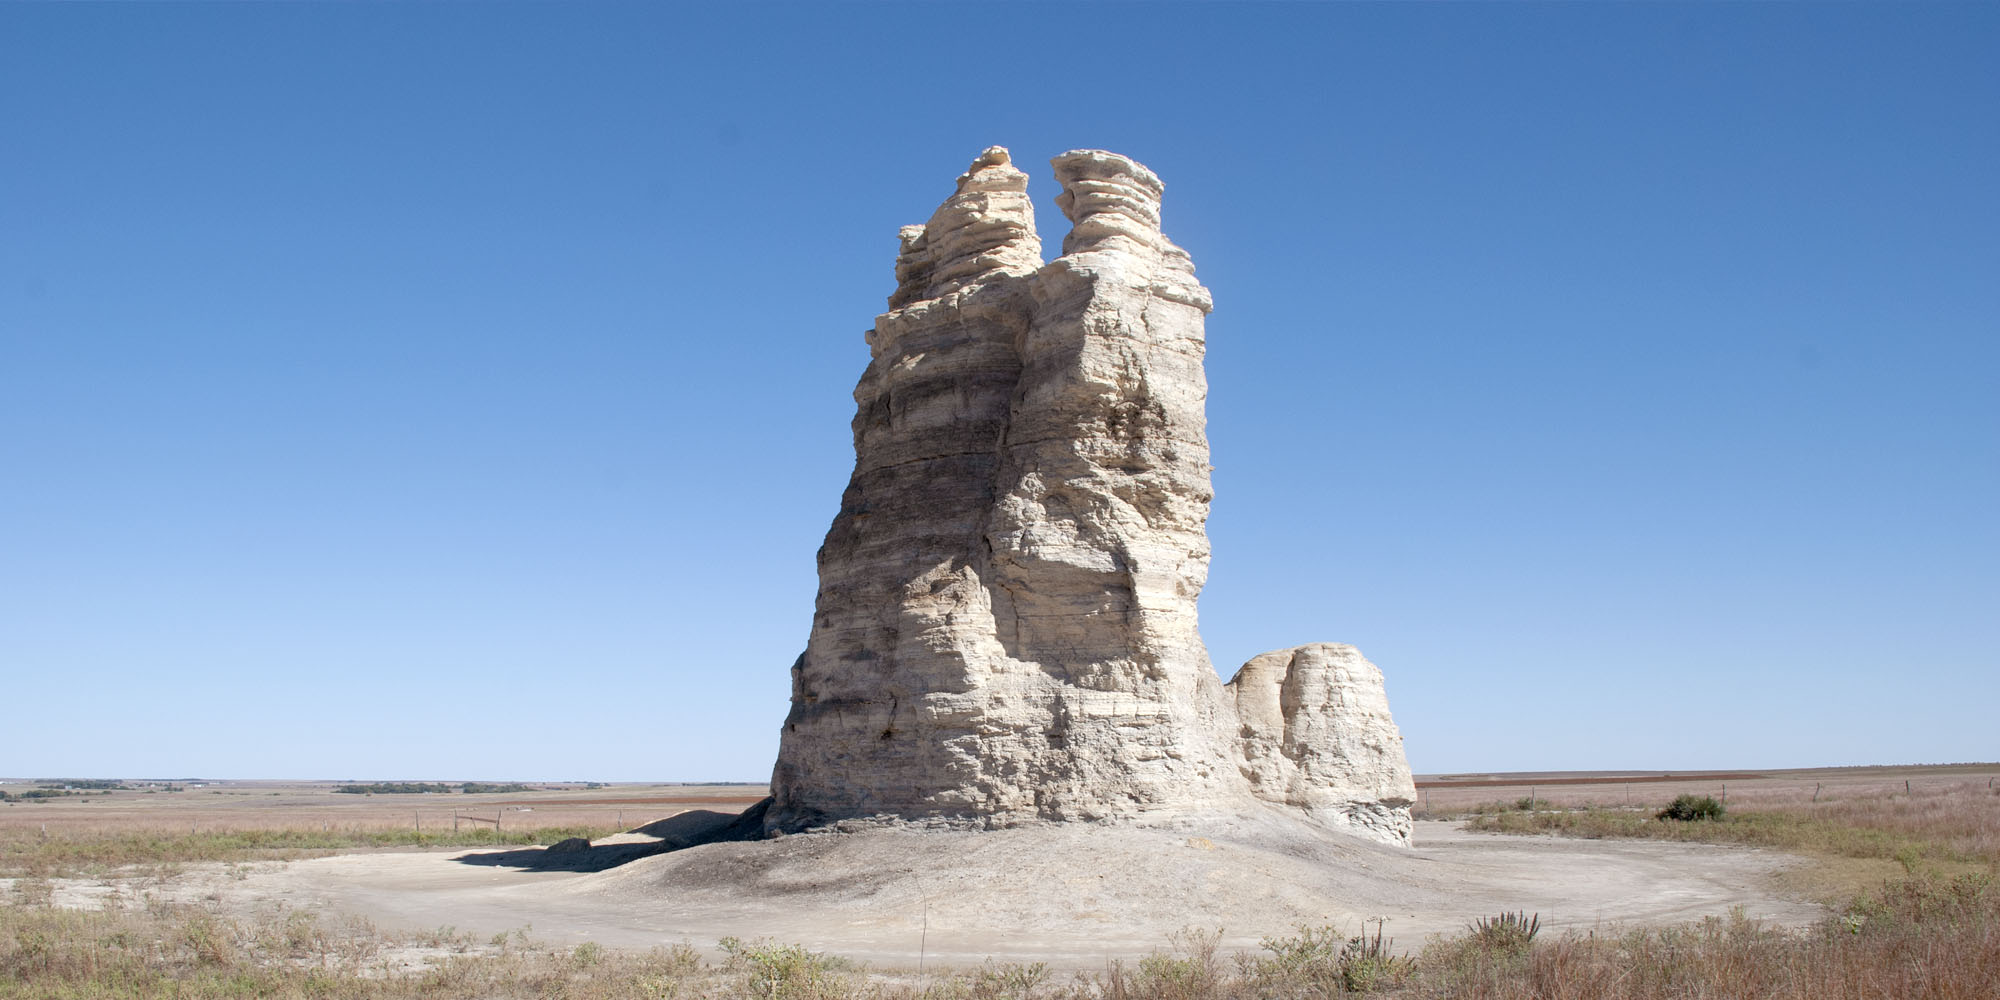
1407, 879, 1998, 1000
0, 824, 630, 879
1412, 764, 2000, 817
0, 899, 718, 999
1462, 778, 2000, 872
6, 880, 1997, 998
0, 778, 759, 879
0, 779, 761, 844
0, 899, 1083, 999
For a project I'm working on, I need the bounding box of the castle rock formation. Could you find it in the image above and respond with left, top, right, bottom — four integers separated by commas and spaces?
767, 147, 1416, 846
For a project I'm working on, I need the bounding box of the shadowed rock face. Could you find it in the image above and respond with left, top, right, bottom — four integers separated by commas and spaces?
767, 147, 1417, 845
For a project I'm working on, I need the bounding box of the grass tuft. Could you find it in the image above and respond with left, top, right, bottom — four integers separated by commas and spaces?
1470, 911, 1541, 955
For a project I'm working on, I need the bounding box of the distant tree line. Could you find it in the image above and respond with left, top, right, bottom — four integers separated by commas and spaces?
333, 782, 533, 795
0, 780, 181, 803
2, 788, 111, 801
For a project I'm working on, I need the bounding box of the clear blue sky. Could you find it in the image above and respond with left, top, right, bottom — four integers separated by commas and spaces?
3, 3, 1994, 781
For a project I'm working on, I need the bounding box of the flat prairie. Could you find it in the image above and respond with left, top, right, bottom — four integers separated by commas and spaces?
15, 763, 1985, 842
4, 764, 1995, 975
0, 779, 763, 841
1411, 762, 2000, 815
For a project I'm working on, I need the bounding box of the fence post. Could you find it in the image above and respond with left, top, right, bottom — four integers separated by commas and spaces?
1905, 780, 1911, 796
1813, 783, 1820, 803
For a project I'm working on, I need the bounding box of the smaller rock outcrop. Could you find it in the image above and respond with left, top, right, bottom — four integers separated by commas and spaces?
1226, 644, 1417, 844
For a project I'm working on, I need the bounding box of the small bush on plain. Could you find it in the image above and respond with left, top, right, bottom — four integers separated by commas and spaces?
1658, 794, 1725, 822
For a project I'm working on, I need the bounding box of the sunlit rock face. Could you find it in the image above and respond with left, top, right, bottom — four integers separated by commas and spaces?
766, 147, 1416, 845
1226, 643, 1418, 845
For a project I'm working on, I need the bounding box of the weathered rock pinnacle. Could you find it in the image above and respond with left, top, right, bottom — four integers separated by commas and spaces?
767, 148, 1417, 845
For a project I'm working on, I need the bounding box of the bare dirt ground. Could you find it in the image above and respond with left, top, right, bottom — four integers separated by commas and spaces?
24, 815, 1818, 971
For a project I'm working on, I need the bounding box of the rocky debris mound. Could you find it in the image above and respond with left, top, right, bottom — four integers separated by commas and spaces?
766, 147, 1416, 846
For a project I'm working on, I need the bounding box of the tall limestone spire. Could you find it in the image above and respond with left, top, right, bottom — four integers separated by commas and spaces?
766, 148, 1416, 845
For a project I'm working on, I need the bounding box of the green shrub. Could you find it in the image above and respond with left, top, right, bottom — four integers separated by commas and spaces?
971, 959, 1049, 998
1338, 920, 1414, 993
1658, 794, 1725, 821
718, 936, 852, 999
1470, 911, 1541, 954
1107, 929, 1223, 1000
